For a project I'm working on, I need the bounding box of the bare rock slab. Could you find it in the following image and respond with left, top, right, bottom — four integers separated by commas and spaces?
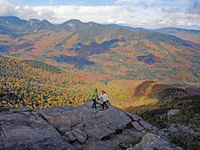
0, 111, 76, 150
127, 133, 183, 150
132, 122, 144, 131
168, 109, 180, 119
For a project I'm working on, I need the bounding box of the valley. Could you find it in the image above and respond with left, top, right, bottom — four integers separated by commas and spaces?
0, 16, 200, 149
0, 54, 199, 111
0, 16, 199, 84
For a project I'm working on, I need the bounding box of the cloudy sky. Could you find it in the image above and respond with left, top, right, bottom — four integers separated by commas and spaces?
0, 0, 200, 29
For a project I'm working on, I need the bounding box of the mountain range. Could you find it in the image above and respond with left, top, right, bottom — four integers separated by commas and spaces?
0, 16, 199, 84
0, 16, 200, 150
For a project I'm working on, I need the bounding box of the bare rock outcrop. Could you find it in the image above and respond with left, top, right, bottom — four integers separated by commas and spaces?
167, 109, 180, 119
127, 133, 183, 150
0, 110, 76, 150
0, 100, 183, 150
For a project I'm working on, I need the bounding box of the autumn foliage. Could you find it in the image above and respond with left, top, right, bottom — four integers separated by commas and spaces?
0, 55, 199, 112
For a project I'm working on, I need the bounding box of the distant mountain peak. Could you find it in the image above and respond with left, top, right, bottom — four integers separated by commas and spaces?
58, 19, 100, 32
0, 16, 27, 27
28, 19, 40, 26
18, 18, 55, 32
67, 19, 82, 23
61, 19, 82, 26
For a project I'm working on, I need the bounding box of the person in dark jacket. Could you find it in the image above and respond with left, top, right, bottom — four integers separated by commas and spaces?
91, 88, 98, 108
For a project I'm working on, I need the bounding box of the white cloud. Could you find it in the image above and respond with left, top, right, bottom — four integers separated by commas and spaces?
178, 20, 186, 26
0, 0, 16, 16
115, 0, 158, 4
0, 0, 200, 29
115, 0, 138, 3
161, 7, 182, 13
32, 5, 134, 24
107, 18, 127, 24
0, 0, 55, 20
25, 4, 200, 29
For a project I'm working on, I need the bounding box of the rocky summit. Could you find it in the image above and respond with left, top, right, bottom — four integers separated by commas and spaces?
0, 100, 183, 150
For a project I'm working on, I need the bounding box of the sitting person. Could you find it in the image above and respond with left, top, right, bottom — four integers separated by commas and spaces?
98, 90, 109, 110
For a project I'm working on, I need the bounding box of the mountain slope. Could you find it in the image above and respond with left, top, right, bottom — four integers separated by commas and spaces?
0, 16, 27, 35
0, 16, 199, 84
0, 16, 27, 28
1, 53, 199, 130
21, 19, 55, 32
0, 54, 94, 109
154, 27, 200, 45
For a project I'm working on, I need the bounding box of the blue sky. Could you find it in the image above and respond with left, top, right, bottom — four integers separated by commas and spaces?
1, 0, 200, 29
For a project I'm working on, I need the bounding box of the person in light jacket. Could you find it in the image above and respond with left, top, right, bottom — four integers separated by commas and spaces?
99, 90, 109, 110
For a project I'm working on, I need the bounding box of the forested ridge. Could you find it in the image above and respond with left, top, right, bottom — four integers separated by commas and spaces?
0, 55, 92, 109
0, 55, 161, 109
0, 55, 199, 112
0, 55, 141, 109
